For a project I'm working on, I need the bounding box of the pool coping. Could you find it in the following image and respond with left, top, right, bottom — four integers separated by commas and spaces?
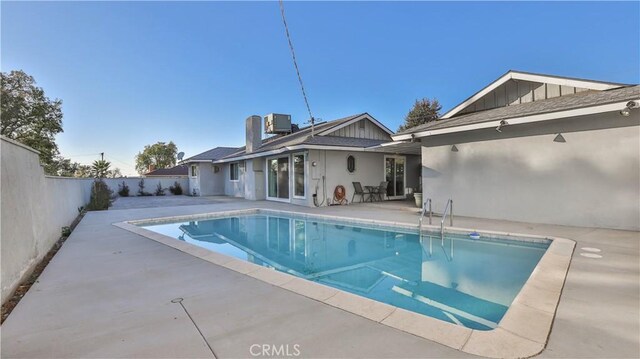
113, 208, 575, 359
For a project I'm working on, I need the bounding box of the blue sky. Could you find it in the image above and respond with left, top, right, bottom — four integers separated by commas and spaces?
2, 1, 639, 175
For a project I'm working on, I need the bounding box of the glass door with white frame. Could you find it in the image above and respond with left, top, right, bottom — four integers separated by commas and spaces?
385, 155, 406, 199
268, 157, 290, 200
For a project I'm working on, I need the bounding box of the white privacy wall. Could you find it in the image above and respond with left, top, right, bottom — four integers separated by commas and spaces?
1, 138, 92, 303
0, 137, 189, 304
421, 125, 640, 230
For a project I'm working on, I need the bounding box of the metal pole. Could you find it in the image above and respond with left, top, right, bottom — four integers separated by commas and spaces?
450, 200, 453, 226
429, 199, 432, 225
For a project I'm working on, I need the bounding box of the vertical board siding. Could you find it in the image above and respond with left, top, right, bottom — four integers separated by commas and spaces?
456, 80, 595, 116
327, 119, 390, 140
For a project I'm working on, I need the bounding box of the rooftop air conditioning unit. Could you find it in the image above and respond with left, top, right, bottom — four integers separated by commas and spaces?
264, 113, 292, 134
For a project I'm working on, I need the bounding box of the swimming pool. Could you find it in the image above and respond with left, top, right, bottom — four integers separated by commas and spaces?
139, 211, 549, 330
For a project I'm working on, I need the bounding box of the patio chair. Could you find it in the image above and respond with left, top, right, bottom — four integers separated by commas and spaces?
374, 181, 389, 201
352, 182, 369, 203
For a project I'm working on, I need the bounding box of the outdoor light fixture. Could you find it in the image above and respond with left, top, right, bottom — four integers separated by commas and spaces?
553, 133, 566, 143
410, 134, 416, 143
311, 161, 317, 167
495, 120, 508, 133
451, 145, 459, 152
620, 100, 639, 117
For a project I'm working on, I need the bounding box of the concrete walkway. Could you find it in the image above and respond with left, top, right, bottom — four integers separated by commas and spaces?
110, 195, 239, 210
2, 199, 638, 358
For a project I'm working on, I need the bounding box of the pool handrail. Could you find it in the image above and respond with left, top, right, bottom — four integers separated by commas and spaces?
441, 199, 453, 245
418, 198, 432, 234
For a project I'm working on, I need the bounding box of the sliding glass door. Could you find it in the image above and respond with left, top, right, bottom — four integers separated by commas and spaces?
384, 155, 406, 200
267, 156, 290, 200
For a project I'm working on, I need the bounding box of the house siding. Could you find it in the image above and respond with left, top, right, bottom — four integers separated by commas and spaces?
325, 119, 391, 140
224, 162, 246, 198
308, 150, 420, 205
457, 79, 592, 115
420, 112, 640, 230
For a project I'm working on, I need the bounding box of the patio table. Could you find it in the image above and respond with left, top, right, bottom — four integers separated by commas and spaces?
365, 186, 378, 202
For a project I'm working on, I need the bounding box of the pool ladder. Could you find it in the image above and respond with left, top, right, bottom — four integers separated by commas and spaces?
441, 199, 453, 245
418, 198, 432, 234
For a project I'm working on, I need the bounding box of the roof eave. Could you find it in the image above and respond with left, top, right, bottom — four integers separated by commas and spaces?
213, 144, 385, 163
392, 100, 636, 141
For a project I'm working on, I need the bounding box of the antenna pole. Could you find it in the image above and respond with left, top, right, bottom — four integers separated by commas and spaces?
278, 0, 315, 136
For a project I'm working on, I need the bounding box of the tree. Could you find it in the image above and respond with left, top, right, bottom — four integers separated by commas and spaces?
92, 160, 111, 178
48, 156, 78, 177
106, 168, 122, 178
74, 165, 93, 178
135, 141, 178, 174
397, 98, 442, 132
1, 70, 64, 173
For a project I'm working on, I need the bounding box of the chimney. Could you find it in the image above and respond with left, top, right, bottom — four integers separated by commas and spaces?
246, 115, 262, 154
148, 164, 156, 172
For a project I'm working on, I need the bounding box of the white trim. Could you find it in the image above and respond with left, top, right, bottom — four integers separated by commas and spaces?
182, 160, 214, 163
215, 145, 378, 163
384, 155, 407, 200
316, 113, 394, 136
441, 71, 625, 119
292, 152, 307, 199
265, 155, 292, 203
229, 162, 240, 182
393, 100, 636, 141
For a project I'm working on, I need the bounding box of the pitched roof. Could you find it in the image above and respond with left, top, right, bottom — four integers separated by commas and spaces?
219, 113, 388, 161
395, 85, 639, 136
185, 146, 239, 162
440, 70, 630, 119
145, 165, 188, 177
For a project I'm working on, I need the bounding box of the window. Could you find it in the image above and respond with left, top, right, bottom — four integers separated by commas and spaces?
190, 165, 197, 177
230, 162, 239, 181
293, 153, 305, 198
347, 155, 356, 173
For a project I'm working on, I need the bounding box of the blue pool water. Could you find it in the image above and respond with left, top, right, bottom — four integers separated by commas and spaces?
141, 212, 549, 330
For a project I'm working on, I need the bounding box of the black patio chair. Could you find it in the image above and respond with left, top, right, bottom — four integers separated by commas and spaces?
374, 181, 389, 201
352, 182, 369, 203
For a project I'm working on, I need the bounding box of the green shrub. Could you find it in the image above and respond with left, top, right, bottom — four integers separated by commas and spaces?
137, 178, 152, 196
87, 179, 114, 210
61, 226, 71, 237
169, 181, 183, 195
154, 182, 166, 196
118, 181, 130, 197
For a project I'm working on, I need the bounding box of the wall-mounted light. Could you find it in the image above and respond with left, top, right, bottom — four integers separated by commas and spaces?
311, 161, 317, 167
495, 120, 508, 133
553, 133, 566, 143
620, 100, 639, 117
451, 145, 459, 152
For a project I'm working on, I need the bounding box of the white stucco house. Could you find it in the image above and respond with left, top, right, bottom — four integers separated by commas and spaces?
183, 70, 638, 230
391, 70, 640, 230
183, 113, 420, 206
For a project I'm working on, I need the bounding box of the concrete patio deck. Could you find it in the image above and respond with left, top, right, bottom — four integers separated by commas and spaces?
2, 197, 638, 358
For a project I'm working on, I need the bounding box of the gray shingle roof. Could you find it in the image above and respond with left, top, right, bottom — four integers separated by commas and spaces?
220, 113, 374, 160
397, 85, 640, 135
185, 147, 239, 161
145, 165, 188, 176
